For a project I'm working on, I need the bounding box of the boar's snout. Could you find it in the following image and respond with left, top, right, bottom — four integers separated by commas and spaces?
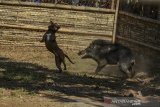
78, 50, 85, 56
78, 50, 88, 59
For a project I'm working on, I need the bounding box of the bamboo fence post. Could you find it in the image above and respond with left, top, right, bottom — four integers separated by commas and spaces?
112, 0, 120, 43
111, 0, 115, 9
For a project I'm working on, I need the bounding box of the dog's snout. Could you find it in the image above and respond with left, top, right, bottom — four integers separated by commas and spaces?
57, 26, 60, 29
78, 51, 82, 55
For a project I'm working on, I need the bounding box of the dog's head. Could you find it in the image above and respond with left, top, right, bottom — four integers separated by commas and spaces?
48, 21, 60, 32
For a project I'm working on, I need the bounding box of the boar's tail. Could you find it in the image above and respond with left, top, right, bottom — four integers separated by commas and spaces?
64, 54, 75, 64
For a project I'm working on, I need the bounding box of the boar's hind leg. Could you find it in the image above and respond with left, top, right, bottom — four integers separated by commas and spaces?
119, 63, 133, 79
128, 66, 135, 78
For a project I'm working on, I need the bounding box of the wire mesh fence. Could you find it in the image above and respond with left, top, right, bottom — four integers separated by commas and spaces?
119, 0, 160, 20
1, 0, 114, 9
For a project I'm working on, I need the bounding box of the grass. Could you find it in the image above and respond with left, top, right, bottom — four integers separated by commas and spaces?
0, 45, 159, 107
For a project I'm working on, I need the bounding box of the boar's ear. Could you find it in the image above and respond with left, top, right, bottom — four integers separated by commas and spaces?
93, 44, 101, 49
101, 45, 118, 53
100, 46, 111, 54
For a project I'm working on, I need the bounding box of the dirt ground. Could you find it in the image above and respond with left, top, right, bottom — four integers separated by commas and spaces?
0, 45, 160, 107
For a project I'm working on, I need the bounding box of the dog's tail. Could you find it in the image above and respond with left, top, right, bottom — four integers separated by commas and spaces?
64, 54, 75, 64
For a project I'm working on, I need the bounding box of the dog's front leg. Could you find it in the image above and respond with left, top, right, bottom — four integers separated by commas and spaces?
40, 33, 46, 42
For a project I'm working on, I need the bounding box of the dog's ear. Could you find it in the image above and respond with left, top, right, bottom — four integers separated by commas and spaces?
50, 21, 54, 25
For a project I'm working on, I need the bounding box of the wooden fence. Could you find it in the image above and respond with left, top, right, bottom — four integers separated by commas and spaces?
117, 11, 160, 52
117, 0, 160, 58
0, 0, 160, 53
0, 0, 117, 51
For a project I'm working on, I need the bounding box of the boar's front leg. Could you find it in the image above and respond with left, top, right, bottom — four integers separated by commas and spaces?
95, 65, 105, 73
95, 59, 107, 73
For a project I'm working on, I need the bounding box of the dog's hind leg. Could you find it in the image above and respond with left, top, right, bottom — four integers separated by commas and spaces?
63, 61, 67, 70
55, 57, 62, 73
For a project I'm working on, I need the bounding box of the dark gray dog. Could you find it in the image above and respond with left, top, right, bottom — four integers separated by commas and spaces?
78, 39, 135, 78
40, 21, 74, 72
